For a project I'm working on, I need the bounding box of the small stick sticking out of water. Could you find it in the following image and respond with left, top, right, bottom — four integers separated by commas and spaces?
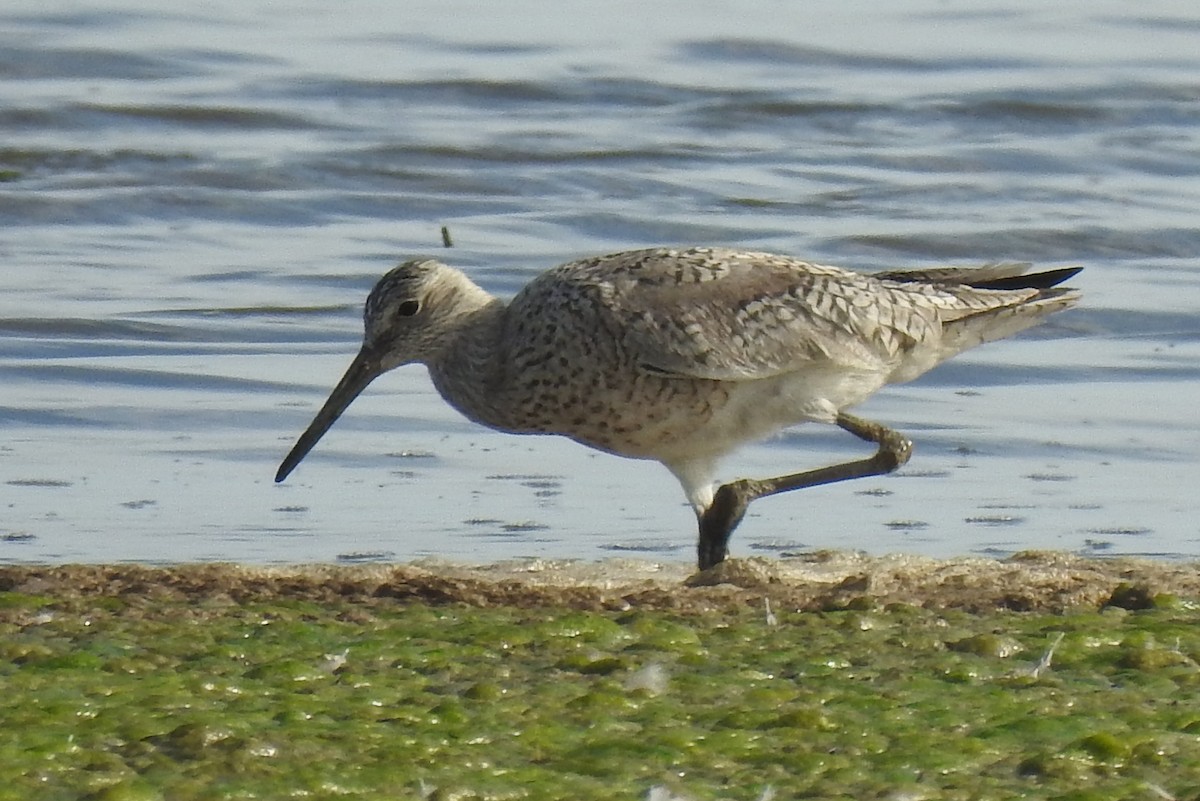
440, 225, 453, 248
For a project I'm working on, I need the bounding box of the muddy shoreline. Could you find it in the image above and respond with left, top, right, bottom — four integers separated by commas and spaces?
3, 551, 1198, 615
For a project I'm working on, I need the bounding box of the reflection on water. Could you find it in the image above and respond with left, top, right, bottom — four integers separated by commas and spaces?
2, 0, 1199, 565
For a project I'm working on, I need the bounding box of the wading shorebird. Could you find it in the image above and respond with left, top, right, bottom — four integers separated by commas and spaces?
275, 247, 1081, 570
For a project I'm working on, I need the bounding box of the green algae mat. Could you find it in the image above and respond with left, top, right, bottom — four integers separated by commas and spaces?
3, 554, 1200, 801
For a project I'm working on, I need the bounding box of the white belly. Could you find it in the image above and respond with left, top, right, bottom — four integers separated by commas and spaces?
653, 364, 889, 465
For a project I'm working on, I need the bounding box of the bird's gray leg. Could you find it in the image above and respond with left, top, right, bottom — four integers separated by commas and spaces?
696, 412, 913, 570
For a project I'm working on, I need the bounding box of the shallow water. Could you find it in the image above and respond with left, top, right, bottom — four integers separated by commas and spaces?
2, 0, 1199, 565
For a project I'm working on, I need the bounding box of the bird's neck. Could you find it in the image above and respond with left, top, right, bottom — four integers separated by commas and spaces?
425, 297, 518, 431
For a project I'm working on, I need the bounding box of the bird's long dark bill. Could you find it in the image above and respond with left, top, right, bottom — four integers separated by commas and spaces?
275, 347, 381, 483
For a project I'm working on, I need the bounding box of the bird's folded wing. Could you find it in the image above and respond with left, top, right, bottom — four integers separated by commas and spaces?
593, 253, 939, 382
530, 247, 1054, 385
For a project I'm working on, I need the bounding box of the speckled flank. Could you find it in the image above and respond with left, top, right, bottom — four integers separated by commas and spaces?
278, 246, 1081, 565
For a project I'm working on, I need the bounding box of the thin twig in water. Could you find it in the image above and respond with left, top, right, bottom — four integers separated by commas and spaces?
1144, 781, 1176, 800
763, 597, 778, 627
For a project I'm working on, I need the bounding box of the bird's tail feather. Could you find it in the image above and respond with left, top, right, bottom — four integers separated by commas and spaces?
939, 287, 1081, 358
875, 262, 1082, 291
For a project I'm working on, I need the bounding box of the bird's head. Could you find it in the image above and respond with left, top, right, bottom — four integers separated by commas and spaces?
363, 259, 449, 369
275, 258, 491, 483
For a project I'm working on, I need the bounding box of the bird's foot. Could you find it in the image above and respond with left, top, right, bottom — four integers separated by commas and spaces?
697, 479, 756, 570
685, 556, 778, 589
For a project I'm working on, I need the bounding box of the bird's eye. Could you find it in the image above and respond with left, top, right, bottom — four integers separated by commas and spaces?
396, 300, 420, 317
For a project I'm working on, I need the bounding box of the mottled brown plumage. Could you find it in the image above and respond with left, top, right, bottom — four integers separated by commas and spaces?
277, 246, 1082, 569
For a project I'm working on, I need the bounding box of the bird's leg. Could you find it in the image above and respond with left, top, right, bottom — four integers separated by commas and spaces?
696, 412, 913, 570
